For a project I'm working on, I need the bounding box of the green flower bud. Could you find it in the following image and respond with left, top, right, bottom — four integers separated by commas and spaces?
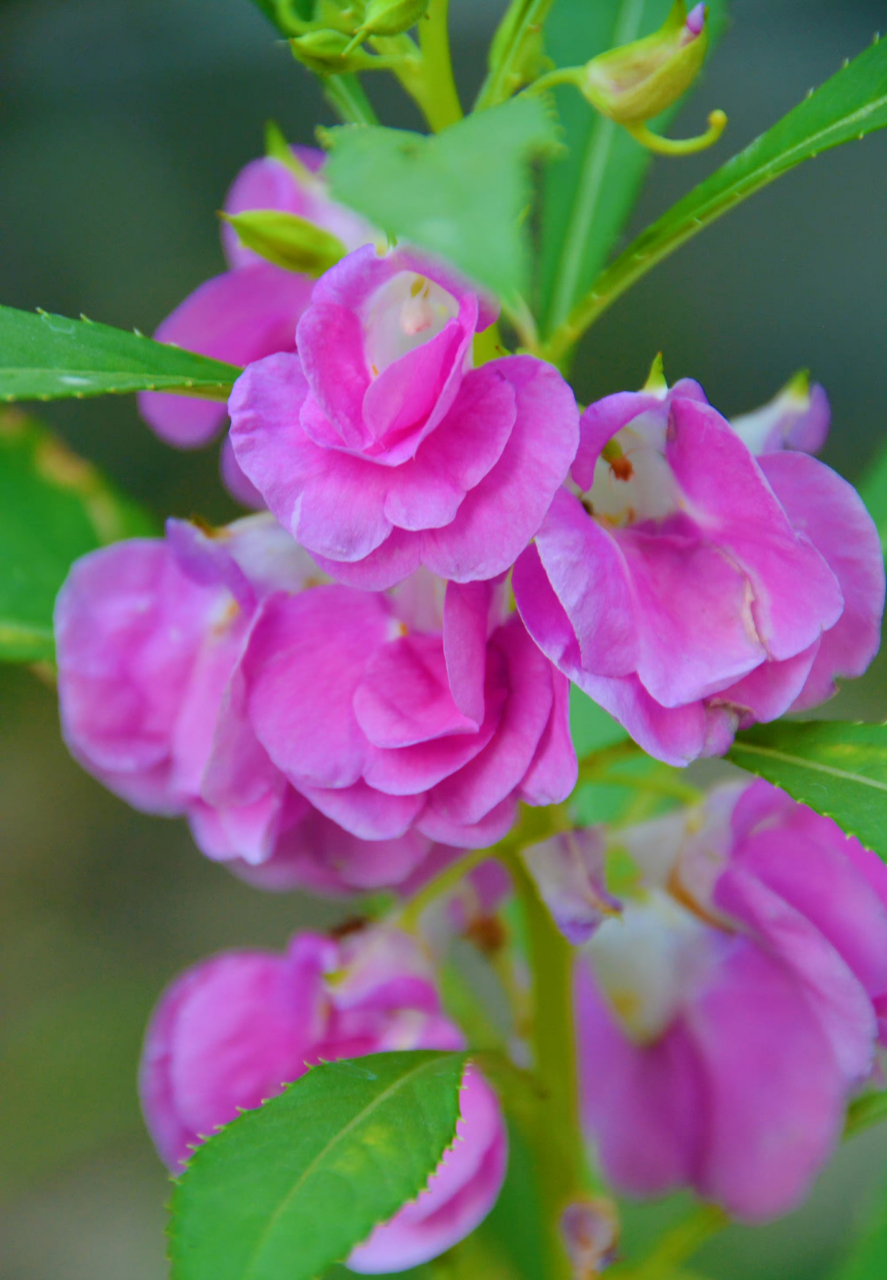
290, 27, 385, 73
359, 0, 428, 37
221, 210, 347, 277
581, 1, 708, 124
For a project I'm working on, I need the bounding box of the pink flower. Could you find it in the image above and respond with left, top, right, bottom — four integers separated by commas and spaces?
238, 575, 577, 848
54, 516, 439, 894
229, 245, 580, 588
513, 373, 884, 765
576, 780, 887, 1220
140, 926, 507, 1272
138, 146, 377, 450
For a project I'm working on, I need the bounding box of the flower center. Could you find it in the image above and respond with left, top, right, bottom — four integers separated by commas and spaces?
584, 412, 681, 527
362, 272, 460, 377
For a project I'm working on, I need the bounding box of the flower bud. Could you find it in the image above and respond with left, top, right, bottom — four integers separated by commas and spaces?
290, 27, 386, 74
581, 1, 709, 124
221, 209, 346, 277
360, 0, 428, 36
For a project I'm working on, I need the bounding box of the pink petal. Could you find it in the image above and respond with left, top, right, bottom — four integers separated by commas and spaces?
760, 452, 885, 709
297, 778, 425, 840
420, 356, 580, 583
354, 633, 480, 749
416, 794, 519, 849
244, 587, 390, 789
572, 391, 668, 491
139, 264, 312, 447
443, 580, 493, 725
668, 396, 843, 661
297, 302, 371, 449
518, 668, 578, 806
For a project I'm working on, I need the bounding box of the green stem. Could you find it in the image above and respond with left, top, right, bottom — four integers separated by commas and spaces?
397, 847, 494, 932
506, 849, 586, 1280
474, 0, 557, 111
417, 0, 463, 131
324, 73, 379, 125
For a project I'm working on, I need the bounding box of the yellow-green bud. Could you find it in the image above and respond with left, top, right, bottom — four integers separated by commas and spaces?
221, 209, 346, 277
290, 27, 384, 73
581, 1, 708, 124
360, 0, 428, 37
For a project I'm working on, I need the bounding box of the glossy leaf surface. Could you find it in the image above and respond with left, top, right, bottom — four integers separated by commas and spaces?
170, 1050, 467, 1280
728, 720, 887, 860
323, 97, 557, 301
0, 306, 240, 403
0, 410, 155, 662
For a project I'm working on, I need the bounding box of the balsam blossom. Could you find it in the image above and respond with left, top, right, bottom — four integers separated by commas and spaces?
140, 925, 507, 1273
229, 243, 580, 587
138, 144, 377, 453
575, 781, 887, 1220
513, 368, 884, 765
54, 515, 441, 894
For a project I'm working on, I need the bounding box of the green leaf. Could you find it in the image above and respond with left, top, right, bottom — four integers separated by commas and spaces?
859, 440, 887, 555
570, 685, 628, 756
831, 1185, 887, 1280
844, 1089, 887, 1139
169, 1050, 468, 1280
538, 0, 728, 337
544, 33, 887, 361
221, 209, 347, 276
0, 410, 155, 662
0, 305, 241, 403
323, 98, 558, 301
727, 720, 887, 860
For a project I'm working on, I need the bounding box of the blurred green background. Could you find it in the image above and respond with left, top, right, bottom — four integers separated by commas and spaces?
0, 0, 885, 1276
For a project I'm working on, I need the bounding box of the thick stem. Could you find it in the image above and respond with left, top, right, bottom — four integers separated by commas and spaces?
418, 0, 463, 131
507, 851, 586, 1280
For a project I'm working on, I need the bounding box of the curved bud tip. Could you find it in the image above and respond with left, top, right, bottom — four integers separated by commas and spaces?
686, 2, 707, 37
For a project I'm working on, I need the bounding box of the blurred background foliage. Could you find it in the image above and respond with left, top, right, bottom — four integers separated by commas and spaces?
0, 0, 885, 1276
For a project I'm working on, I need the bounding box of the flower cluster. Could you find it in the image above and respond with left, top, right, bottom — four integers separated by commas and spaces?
53, 140, 886, 1270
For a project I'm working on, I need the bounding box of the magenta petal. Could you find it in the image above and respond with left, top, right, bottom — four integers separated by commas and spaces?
354, 633, 480, 749
760, 452, 885, 708
715, 866, 876, 1084
576, 961, 702, 1197
532, 489, 638, 677
617, 526, 766, 706
668, 396, 843, 660
244, 588, 390, 789
428, 617, 555, 826
711, 643, 819, 724
416, 794, 518, 849
298, 778, 425, 840
443, 580, 492, 725
686, 942, 843, 1221
139, 264, 312, 447
362, 318, 467, 456
311, 528, 424, 591
420, 356, 579, 583
298, 301, 371, 449
220, 435, 265, 509
519, 668, 578, 806
381, 365, 516, 531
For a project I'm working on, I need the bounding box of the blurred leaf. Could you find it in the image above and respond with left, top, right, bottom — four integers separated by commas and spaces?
323, 98, 558, 301
169, 1050, 467, 1280
0, 305, 240, 402
0, 976, 157, 1196
570, 685, 628, 757
0, 410, 155, 663
544, 33, 887, 359
728, 721, 887, 860
845, 1089, 887, 1139
831, 1184, 887, 1280
860, 442, 887, 555
538, 0, 728, 337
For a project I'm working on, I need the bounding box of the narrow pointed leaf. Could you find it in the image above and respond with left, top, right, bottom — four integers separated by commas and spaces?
0, 410, 155, 662
545, 34, 887, 358
727, 720, 887, 860
0, 306, 241, 403
169, 1050, 468, 1280
323, 98, 558, 301
538, 0, 728, 337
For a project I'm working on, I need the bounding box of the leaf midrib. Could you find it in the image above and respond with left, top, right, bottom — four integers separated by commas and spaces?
729, 741, 887, 793
240, 1055, 460, 1280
